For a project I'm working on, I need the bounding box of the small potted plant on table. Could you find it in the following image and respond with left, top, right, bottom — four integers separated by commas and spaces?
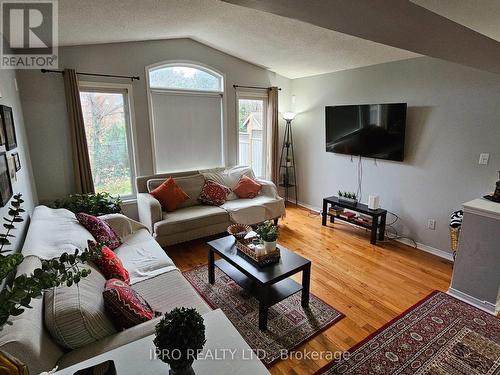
256, 220, 279, 253
338, 191, 358, 205
154, 307, 206, 375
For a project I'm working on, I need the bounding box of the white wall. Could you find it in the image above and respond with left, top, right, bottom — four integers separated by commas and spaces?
16, 38, 292, 207
0, 67, 38, 253
290, 57, 500, 253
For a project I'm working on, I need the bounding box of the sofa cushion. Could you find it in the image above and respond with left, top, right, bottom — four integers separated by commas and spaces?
103, 279, 158, 329
149, 177, 189, 212
147, 174, 205, 209
233, 175, 262, 198
44, 263, 117, 350
201, 166, 255, 200
155, 205, 229, 236
198, 180, 231, 206
90, 242, 130, 284
76, 213, 122, 250
113, 228, 176, 284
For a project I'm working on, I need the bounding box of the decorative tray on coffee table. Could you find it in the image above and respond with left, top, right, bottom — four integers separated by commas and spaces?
235, 237, 280, 267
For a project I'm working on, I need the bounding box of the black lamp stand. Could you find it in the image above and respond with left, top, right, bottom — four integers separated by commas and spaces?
278, 119, 298, 205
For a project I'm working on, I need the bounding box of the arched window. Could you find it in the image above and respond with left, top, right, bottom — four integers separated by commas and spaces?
148, 64, 223, 92
147, 62, 225, 173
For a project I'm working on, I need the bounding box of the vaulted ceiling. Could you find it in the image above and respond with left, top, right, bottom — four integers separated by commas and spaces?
57, 0, 500, 78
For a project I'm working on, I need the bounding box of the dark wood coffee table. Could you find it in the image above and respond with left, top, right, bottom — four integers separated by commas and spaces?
207, 235, 311, 331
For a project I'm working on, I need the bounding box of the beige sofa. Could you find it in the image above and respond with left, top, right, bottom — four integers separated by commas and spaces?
137, 167, 286, 247
0, 206, 211, 374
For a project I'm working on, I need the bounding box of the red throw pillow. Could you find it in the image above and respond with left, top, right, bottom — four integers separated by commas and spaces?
76, 213, 121, 249
103, 279, 159, 329
198, 180, 231, 206
150, 177, 189, 212
233, 175, 262, 199
90, 241, 130, 284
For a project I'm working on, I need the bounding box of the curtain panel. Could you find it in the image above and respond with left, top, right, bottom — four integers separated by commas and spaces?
63, 68, 94, 194
266, 87, 279, 184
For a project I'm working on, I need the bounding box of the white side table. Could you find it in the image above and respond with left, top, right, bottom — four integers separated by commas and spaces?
54, 309, 269, 375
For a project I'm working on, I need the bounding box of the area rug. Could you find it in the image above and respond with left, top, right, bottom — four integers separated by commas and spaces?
183, 265, 344, 366
315, 291, 500, 375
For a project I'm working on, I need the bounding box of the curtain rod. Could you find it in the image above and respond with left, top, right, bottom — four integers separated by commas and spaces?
233, 84, 281, 91
41, 69, 140, 81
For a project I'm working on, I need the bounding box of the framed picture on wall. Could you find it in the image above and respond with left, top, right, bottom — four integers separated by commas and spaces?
0, 106, 17, 150
0, 153, 13, 207
12, 152, 20, 171
7, 155, 16, 183
0, 111, 5, 147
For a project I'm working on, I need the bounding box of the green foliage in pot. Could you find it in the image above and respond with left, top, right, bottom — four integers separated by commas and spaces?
338, 191, 358, 200
0, 194, 101, 328
52, 192, 122, 216
154, 307, 206, 371
256, 220, 279, 242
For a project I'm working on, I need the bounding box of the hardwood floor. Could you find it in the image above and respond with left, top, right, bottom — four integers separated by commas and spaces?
165, 205, 453, 375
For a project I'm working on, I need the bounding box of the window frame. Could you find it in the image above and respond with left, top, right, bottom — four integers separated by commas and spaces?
235, 89, 268, 178
145, 60, 227, 174
78, 81, 139, 201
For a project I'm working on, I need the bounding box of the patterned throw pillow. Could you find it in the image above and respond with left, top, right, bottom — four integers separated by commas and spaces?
76, 213, 121, 249
149, 177, 189, 212
103, 279, 159, 329
90, 241, 130, 284
198, 179, 231, 206
233, 175, 262, 199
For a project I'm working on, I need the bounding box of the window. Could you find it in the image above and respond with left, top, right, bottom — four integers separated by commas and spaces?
147, 62, 224, 173
237, 93, 267, 178
79, 84, 136, 198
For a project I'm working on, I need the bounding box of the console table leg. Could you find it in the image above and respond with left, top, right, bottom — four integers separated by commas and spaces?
301, 264, 311, 307
379, 213, 387, 241
370, 219, 378, 245
208, 249, 215, 284
258, 304, 269, 331
322, 200, 328, 226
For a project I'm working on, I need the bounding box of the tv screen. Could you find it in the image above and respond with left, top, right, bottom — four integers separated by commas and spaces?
325, 103, 406, 161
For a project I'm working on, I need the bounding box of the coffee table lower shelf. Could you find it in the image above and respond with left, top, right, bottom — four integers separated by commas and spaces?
215, 259, 303, 306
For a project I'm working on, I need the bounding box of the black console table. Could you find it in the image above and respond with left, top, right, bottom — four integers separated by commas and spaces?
322, 196, 387, 245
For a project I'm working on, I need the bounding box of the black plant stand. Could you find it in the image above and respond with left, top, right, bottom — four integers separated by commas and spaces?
279, 118, 297, 205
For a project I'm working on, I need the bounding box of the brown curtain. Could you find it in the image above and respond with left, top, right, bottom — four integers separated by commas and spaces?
266, 87, 279, 184
63, 68, 94, 194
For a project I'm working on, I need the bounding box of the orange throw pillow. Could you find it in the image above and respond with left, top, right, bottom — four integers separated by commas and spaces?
150, 177, 188, 212
233, 175, 262, 199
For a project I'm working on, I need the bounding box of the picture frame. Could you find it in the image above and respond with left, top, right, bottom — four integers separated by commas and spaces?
0, 153, 13, 207
12, 152, 20, 171
0, 105, 17, 150
7, 155, 16, 184
0, 111, 5, 147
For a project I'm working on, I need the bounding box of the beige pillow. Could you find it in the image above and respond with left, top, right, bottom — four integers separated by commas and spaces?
44, 263, 117, 350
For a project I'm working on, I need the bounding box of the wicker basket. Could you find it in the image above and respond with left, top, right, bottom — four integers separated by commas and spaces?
449, 226, 461, 253
236, 238, 280, 267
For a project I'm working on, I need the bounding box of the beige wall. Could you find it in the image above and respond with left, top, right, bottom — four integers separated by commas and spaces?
16, 38, 291, 206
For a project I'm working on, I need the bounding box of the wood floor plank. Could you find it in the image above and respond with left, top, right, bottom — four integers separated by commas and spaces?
165, 205, 453, 375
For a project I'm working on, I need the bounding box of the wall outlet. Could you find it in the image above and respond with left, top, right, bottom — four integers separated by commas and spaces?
478, 153, 490, 165
427, 219, 436, 230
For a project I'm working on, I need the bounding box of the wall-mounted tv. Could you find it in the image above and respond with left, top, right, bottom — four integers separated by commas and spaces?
325, 103, 407, 161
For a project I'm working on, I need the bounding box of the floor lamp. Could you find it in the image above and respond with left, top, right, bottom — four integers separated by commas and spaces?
279, 112, 298, 205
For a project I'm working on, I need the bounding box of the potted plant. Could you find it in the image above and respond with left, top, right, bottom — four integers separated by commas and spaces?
154, 307, 206, 375
256, 220, 279, 253
51, 192, 122, 216
338, 191, 358, 205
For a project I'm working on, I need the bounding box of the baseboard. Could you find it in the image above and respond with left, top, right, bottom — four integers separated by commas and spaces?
289, 199, 454, 262
447, 287, 499, 315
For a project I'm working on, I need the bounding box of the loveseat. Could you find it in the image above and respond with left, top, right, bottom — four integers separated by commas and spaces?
136, 166, 286, 247
0, 206, 212, 374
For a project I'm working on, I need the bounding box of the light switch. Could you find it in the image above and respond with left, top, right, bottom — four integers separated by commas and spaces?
479, 153, 490, 165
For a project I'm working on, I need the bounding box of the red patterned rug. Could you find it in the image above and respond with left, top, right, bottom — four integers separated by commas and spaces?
316, 291, 500, 375
183, 265, 344, 366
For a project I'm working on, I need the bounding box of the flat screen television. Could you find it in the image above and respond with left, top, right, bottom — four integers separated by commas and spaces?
325, 103, 407, 161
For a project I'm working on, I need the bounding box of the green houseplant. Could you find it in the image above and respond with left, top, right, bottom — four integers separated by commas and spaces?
51, 192, 122, 216
0, 194, 100, 329
154, 307, 206, 375
338, 191, 358, 205
256, 220, 279, 253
